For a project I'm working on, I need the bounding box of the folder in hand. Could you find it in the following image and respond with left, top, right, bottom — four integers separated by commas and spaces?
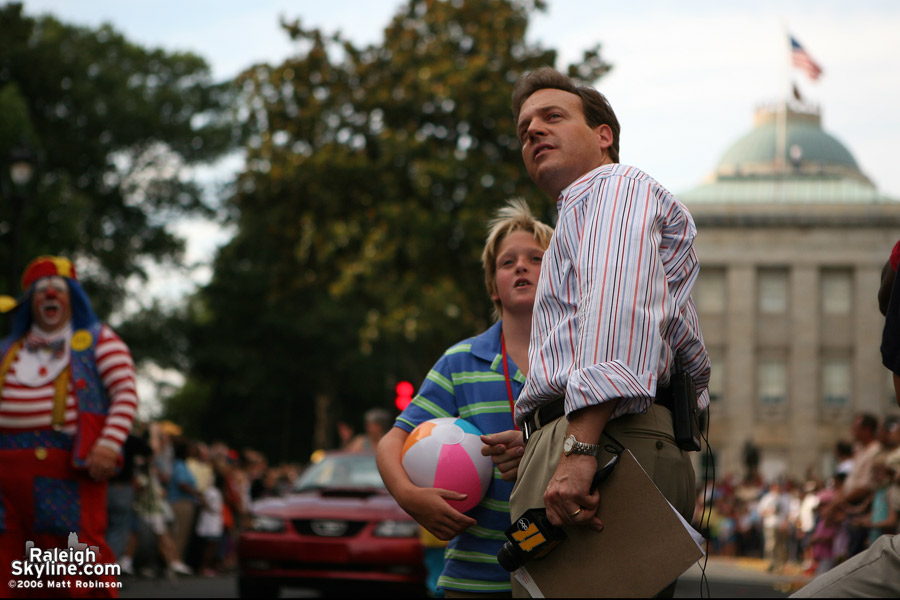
516, 449, 705, 598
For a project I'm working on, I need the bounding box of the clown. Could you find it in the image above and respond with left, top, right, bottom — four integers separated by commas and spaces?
0, 256, 138, 597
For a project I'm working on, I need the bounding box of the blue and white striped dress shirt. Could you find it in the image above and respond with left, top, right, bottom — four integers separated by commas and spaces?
516, 163, 711, 426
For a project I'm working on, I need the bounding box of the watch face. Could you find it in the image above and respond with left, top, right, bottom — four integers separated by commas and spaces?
563, 436, 574, 454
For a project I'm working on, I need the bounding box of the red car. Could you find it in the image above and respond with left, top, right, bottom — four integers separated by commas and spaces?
237, 451, 427, 598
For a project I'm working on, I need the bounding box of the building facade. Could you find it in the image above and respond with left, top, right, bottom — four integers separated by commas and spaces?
681, 103, 900, 482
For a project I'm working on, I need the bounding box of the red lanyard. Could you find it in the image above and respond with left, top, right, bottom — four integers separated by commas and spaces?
500, 333, 518, 430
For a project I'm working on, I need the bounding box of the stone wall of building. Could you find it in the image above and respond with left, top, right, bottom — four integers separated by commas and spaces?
688, 204, 900, 482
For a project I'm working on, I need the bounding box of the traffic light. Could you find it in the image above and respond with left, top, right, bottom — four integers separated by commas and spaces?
395, 380, 414, 411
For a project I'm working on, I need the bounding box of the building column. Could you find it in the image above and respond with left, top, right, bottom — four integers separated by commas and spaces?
724, 265, 755, 479
790, 265, 819, 477
855, 265, 886, 415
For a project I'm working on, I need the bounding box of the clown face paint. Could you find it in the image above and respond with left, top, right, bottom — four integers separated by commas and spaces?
31, 276, 72, 332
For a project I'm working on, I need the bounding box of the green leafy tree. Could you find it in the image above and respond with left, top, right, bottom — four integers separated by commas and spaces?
170, 0, 612, 461
0, 2, 239, 345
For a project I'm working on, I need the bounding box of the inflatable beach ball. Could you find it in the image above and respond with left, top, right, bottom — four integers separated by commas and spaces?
401, 417, 494, 513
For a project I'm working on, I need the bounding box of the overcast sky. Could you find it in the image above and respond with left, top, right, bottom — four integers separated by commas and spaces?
22, 0, 900, 196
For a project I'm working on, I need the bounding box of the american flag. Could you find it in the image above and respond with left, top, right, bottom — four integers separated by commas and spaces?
790, 35, 823, 80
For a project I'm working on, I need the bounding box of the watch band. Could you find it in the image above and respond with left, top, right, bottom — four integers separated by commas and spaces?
563, 434, 601, 457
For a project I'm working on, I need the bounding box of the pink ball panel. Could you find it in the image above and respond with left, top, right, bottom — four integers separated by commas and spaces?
435, 442, 483, 513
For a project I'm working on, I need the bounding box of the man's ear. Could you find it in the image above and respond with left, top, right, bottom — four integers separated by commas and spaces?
592, 124, 614, 150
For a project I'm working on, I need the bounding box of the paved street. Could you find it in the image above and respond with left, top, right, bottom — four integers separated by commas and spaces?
118, 556, 814, 598
675, 557, 813, 598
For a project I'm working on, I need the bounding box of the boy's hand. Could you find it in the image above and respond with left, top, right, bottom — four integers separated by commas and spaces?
481, 430, 525, 481
399, 486, 477, 540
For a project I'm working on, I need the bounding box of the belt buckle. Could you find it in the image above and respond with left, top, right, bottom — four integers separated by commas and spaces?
523, 420, 533, 443
523, 405, 541, 443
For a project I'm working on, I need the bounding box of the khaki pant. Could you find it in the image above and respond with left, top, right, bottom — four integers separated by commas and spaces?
170, 499, 196, 562
509, 404, 696, 598
790, 534, 900, 598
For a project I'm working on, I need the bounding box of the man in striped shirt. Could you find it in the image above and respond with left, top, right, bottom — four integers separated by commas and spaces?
0, 256, 138, 596
483, 67, 710, 596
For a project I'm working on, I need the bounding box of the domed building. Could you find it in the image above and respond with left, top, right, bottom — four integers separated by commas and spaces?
680, 102, 900, 483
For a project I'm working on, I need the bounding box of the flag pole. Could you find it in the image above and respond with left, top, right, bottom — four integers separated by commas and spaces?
775, 24, 790, 204
775, 25, 791, 176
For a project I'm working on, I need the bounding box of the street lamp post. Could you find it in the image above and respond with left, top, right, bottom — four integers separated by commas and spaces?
2, 146, 37, 295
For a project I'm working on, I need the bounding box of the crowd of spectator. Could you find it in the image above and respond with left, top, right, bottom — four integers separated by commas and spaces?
106, 420, 306, 580
694, 412, 900, 576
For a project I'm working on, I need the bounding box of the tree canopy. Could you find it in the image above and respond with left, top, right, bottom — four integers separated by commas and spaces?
170, 0, 613, 462
0, 2, 239, 334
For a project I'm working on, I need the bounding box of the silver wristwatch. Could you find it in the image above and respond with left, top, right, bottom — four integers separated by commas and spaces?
562, 434, 601, 457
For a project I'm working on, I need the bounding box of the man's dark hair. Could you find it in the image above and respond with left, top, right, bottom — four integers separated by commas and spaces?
512, 66, 620, 163
857, 412, 878, 432
173, 436, 191, 460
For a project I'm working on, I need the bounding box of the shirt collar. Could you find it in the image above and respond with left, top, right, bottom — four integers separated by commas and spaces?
557, 163, 618, 209
469, 320, 503, 364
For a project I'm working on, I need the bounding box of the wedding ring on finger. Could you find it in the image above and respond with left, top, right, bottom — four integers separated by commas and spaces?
570, 507, 583, 518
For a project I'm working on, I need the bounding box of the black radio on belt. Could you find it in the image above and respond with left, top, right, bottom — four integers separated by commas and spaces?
668, 357, 701, 452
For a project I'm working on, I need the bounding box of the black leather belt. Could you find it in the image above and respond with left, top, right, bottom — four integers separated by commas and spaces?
521, 398, 565, 443
521, 385, 673, 443
656, 384, 674, 412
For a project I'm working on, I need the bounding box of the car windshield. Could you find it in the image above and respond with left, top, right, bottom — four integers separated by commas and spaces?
294, 454, 386, 492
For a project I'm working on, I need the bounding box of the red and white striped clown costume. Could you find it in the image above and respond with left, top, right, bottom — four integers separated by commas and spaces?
0, 256, 138, 598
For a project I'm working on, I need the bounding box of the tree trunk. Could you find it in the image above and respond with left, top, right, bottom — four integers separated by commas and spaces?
314, 392, 333, 452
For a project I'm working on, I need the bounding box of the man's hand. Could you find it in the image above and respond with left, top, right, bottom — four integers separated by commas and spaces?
397, 486, 477, 541
541, 401, 619, 532
481, 430, 525, 481
86, 444, 119, 482
544, 453, 604, 531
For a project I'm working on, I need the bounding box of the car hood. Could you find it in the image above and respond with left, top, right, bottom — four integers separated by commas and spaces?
251, 489, 412, 521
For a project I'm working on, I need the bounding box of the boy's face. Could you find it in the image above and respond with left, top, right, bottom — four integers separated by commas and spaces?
492, 230, 545, 317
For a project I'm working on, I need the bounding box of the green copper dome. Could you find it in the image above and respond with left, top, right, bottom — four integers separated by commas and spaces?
681, 105, 883, 204
716, 108, 861, 176
718, 110, 859, 172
